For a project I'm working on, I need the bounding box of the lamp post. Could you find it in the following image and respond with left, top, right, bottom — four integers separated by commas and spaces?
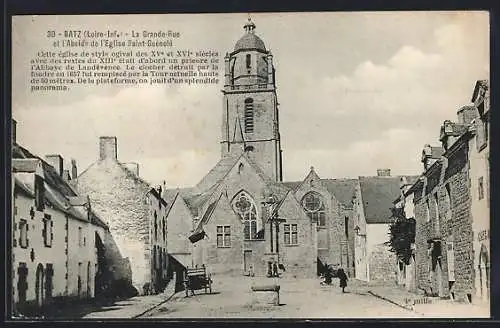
262, 194, 286, 278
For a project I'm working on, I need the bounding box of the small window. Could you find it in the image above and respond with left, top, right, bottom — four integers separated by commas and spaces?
344, 216, 349, 238
34, 175, 45, 211
425, 199, 431, 222
78, 227, 83, 247
246, 54, 251, 69
163, 218, 166, 241
434, 193, 439, 219
154, 211, 158, 241
19, 219, 29, 248
43, 214, 53, 247
445, 184, 452, 220
284, 224, 298, 245
217, 225, 231, 247
478, 177, 484, 200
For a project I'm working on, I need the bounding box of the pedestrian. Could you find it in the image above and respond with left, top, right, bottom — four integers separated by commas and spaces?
324, 265, 333, 285
337, 267, 348, 293
272, 260, 279, 277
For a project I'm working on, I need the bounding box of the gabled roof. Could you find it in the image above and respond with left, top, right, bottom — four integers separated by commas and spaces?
282, 178, 358, 209
282, 181, 301, 191
194, 153, 243, 193
359, 176, 406, 224
12, 143, 108, 228
322, 179, 358, 209
189, 193, 223, 243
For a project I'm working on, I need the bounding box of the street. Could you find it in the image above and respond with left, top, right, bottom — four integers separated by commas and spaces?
141, 276, 422, 319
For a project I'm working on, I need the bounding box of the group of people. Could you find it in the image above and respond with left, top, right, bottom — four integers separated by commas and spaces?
321, 264, 348, 293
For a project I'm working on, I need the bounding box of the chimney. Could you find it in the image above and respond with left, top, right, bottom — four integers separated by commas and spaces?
457, 105, 479, 125
62, 169, 71, 182
123, 162, 139, 176
99, 136, 117, 161
45, 154, 64, 176
12, 119, 17, 144
377, 168, 391, 177
71, 159, 78, 179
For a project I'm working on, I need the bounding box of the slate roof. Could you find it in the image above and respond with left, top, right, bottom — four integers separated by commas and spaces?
282, 181, 301, 191
12, 143, 109, 229
194, 153, 242, 193
359, 176, 406, 224
282, 178, 358, 208
234, 32, 266, 52
430, 147, 445, 159
322, 179, 358, 208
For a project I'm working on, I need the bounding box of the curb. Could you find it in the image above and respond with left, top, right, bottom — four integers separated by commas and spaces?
132, 291, 181, 319
367, 290, 423, 315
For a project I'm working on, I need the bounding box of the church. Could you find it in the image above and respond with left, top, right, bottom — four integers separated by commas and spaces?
163, 18, 358, 279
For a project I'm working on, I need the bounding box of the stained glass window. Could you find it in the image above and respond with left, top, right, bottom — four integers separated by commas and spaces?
232, 191, 259, 239
302, 192, 326, 227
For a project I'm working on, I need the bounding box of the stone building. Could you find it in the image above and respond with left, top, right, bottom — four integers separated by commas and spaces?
469, 80, 490, 304
145, 184, 169, 294
162, 19, 418, 280
11, 127, 119, 315
411, 80, 489, 305
392, 176, 420, 292
75, 136, 169, 294
352, 169, 418, 283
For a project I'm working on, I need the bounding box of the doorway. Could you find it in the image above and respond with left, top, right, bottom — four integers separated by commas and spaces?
87, 262, 91, 297
35, 264, 45, 307
479, 246, 490, 301
244, 250, 253, 274
45, 264, 54, 302
17, 263, 28, 305
436, 260, 444, 297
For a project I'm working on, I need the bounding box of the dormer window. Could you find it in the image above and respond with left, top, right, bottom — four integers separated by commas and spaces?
34, 175, 45, 211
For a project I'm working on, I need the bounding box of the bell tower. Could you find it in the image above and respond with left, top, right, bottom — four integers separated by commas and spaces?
221, 18, 283, 182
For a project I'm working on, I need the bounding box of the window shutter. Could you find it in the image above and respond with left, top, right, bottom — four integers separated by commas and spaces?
13, 239, 17, 247
26, 238, 29, 247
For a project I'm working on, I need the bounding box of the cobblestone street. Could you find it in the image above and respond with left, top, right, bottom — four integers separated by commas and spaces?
70, 275, 490, 319
142, 276, 420, 319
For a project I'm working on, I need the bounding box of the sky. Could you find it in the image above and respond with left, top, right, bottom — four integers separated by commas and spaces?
12, 12, 489, 188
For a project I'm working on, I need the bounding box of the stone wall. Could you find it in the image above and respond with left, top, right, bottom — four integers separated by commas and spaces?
415, 142, 474, 302
369, 243, 397, 284
76, 160, 150, 292
277, 193, 317, 278
202, 194, 244, 276
221, 91, 280, 181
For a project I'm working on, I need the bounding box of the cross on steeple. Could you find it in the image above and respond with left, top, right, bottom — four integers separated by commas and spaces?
244, 16, 256, 33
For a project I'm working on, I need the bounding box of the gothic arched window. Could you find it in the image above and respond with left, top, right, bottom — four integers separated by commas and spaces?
302, 192, 326, 227
232, 191, 258, 240
244, 98, 254, 133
